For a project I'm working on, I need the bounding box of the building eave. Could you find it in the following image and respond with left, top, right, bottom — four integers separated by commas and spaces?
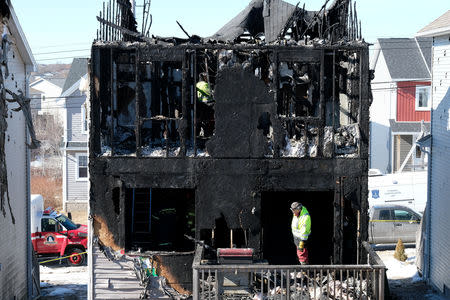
391, 78, 431, 82
416, 26, 450, 38
7, 4, 36, 71
61, 74, 87, 98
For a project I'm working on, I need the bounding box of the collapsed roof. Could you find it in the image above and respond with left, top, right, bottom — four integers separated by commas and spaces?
96, 0, 364, 45
210, 0, 359, 43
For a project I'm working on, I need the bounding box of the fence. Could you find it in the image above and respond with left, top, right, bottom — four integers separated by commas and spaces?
192, 242, 387, 300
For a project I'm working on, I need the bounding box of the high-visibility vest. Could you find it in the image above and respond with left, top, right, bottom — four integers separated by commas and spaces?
291, 206, 311, 241
196, 81, 213, 104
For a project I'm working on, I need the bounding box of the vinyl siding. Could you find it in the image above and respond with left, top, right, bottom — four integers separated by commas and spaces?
370, 51, 397, 173
396, 81, 431, 122
429, 34, 450, 295
0, 31, 29, 299
66, 89, 88, 142
66, 150, 88, 203
393, 134, 413, 172
64, 88, 88, 209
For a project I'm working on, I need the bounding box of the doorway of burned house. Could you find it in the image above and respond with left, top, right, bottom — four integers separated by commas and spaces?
124, 188, 195, 252
261, 191, 334, 265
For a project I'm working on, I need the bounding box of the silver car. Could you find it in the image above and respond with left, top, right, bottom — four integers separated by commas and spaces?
368, 204, 422, 244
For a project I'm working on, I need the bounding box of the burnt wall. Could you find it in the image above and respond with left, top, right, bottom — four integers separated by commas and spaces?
90, 157, 367, 250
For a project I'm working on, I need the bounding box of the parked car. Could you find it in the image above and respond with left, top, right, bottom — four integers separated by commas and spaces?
368, 204, 422, 244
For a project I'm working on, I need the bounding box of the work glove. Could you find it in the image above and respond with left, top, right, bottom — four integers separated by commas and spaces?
299, 241, 305, 251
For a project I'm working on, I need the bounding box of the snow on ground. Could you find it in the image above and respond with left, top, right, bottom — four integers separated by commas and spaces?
39, 263, 87, 300
376, 248, 447, 300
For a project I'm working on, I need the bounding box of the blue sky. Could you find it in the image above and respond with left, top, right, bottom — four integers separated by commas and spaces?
11, 0, 450, 64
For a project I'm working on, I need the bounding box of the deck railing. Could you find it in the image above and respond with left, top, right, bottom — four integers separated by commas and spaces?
192, 242, 387, 300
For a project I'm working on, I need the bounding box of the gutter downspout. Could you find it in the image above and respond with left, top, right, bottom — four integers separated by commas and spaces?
424, 41, 434, 281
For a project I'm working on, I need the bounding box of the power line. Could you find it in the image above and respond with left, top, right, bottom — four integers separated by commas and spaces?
33, 42, 92, 50
34, 49, 91, 56
36, 55, 90, 62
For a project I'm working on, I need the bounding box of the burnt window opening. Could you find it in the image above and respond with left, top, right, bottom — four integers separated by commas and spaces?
125, 188, 195, 252
281, 121, 319, 158
140, 61, 183, 156
199, 222, 249, 251
194, 51, 216, 149
261, 191, 334, 265
277, 61, 320, 118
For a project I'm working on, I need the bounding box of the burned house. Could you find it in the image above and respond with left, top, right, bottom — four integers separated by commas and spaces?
89, 0, 371, 296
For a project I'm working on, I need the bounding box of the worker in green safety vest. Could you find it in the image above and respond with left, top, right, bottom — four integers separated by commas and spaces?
196, 73, 214, 106
291, 201, 311, 265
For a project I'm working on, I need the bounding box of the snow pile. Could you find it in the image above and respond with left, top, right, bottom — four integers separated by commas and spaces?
40, 265, 88, 284
377, 248, 417, 280
40, 265, 87, 299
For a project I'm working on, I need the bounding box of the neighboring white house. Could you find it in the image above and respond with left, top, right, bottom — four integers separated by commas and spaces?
29, 76, 65, 123
62, 58, 89, 213
370, 37, 431, 174
0, 2, 39, 299
416, 10, 450, 297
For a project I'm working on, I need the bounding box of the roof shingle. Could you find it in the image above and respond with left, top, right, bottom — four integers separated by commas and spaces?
378, 38, 431, 80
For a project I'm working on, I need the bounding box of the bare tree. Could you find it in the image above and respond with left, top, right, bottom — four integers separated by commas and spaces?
31, 112, 63, 178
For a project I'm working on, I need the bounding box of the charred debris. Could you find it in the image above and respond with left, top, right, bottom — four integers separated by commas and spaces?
90, 0, 371, 294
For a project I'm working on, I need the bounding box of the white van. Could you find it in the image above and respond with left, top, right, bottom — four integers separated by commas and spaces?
368, 169, 427, 214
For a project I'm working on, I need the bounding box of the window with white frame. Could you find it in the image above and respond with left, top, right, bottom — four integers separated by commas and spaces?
415, 86, 431, 110
77, 154, 88, 179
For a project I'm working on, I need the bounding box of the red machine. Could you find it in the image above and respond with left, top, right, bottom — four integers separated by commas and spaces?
31, 195, 87, 266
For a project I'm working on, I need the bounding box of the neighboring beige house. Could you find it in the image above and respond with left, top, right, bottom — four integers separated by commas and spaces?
30, 76, 65, 124
0, 1, 39, 299
416, 10, 450, 297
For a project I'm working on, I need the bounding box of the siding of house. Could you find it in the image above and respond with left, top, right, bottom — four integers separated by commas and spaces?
0, 29, 29, 299
66, 151, 88, 203
29, 80, 63, 122
370, 50, 397, 173
397, 81, 431, 122
67, 90, 88, 142
393, 134, 413, 172
429, 34, 450, 296
63, 88, 88, 211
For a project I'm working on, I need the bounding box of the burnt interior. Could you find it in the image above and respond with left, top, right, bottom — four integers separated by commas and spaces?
93, 47, 364, 159
261, 191, 334, 265
124, 188, 195, 252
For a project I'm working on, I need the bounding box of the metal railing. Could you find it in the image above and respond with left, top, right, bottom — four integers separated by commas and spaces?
192, 243, 386, 300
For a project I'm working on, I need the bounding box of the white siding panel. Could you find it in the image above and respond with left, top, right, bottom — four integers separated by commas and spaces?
66, 151, 88, 203
429, 36, 450, 295
0, 38, 29, 299
370, 50, 397, 173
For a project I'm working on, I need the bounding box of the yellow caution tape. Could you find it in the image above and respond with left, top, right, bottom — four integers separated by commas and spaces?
39, 251, 88, 264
